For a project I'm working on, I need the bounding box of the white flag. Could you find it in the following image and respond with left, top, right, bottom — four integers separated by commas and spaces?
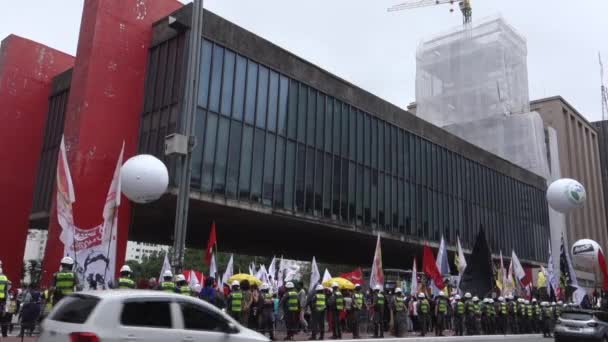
210, 253, 217, 279
159, 253, 172, 280
322, 268, 332, 283
411, 258, 418, 296
257, 265, 269, 285
511, 250, 526, 282
221, 254, 234, 286
189, 269, 200, 289
369, 234, 384, 290
436, 236, 450, 275
56, 135, 76, 249
309, 257, 320, 291
249, 263, 254, 276
278, 257, 286, 288
456, 236, 467, 276
547, 240, 558, 296
267, 257, 276, 284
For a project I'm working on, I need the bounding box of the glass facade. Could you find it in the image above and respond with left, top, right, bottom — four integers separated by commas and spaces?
191, 39, 549, 261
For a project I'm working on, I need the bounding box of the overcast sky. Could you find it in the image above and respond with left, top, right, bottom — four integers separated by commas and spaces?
2, 0, 607, 121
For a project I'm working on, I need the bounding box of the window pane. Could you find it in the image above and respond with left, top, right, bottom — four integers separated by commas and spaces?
197, 40, 213, 108
121, 301, 171, 328
287, 80, 298, 139
349, 108, 356, 160
274, 137, 285, 207
239, 126, 253, 199
232, 55, 247, 120
316, 94, 325, 149
378, 122, 385, 172
251, 128, 265, 202
256, 66, 269, 128
332, 156, 341, 218
323, 153, 332, 217
244, 60, 257, 124
267, 71, 279, 132
191, 109, 206, 187
284, 141, 296, 210
180, 302, 227, 332
277, 76, 288, 136
226, 121, 242, 198
297, 84, 306, 143
263, 134, 275, 205
213, 117, 230, 194
202, 113, 218, 192
349, 162, 355, 223
324, 100, 333, 152
364, 167, 371, 225
341, 104, 348, 157
208, 45, 223, 113
341, 158, 348, 221
356, 165, 363, 223
397, 130, 403, 178
333, 101, 340, 155
392, 177, 398, 229
371, 170, 378, 225
306, 89, 315, 146
296, 144, 306, 211
50, 296, 99, 324
364, 114, 371, 166
378, 172, 385, 226
220, 50, 235, 116
314, 150, 323, 214
357, 111, 363, 163
371, 118, 378, 169
305, 147, 315, 213
392, 127, 398, 175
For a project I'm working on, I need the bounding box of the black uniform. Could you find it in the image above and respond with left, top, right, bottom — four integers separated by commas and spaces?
351, 290, 364, 338
454, 300, 465, 336
308, 291, 326, 340
392, 294, 407, 337
260, 291, 274, 340
372, 291, 385, 338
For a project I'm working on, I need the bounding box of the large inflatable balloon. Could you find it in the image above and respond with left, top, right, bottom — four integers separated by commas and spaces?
546, 178, 586, 213
571, 239, 602, 276
121, 154, 169, 203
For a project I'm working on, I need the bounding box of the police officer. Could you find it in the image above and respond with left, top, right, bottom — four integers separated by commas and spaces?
507, 295, 517, 334
453, 295, 465, 336
308, 284, 326, 340
260, 283, 275, 340
487, 298, 496, 334
228, 280, 243, 322
532, 298, 541, 333
541, 301, 553, 337
435, 291, 449, 336
418, 293, 430, 337
392, 288, 407, 337
0, 262, 10, 338
525, 299, 533, 333
117, 265, 136, 289
175, 274, 190, 295
281, 281, 300, 341
351, 284, 364, 338
52, 256, 79, 306
473, 296, 482, 335
329, 282, 344, 339
159, 270, 176, 292
464, 292, 475, 335
372, 285, 385, 338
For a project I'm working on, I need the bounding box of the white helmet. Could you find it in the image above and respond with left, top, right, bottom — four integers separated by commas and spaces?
498, 296, 505, 302
316, 284, 324, 291
331, 282, 339, 288
532, 298, 537, 303
395, 288, 402, 294
355, 284, 361, 289
61, 256, 74, 265
557, 301, 563, 305
175, 274, 186, 282
193, 284, 202, 292
374, 285, 382, 291
120, 265, 132, 273
525, 300, 530, 305
464, 292, 472, 299
261, 283, 269, 291
489, 299, 494, 304
455, 295, 461, 300
285, 282, 294, 289
541, 301, 548, 307
438, 291, 445, 297
231, 280, 240, 287
551, 302, 557, 306
473, 296, 479, 302
418, 292, 426, 299
507, 295, 514, 300
163, 270, 173, 278
482, 298, 489, 303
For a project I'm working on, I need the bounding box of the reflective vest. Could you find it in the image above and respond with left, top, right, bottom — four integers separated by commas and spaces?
335, 291, 344, 310
555, 306, 562, 318
437, 298, 448, 314
231, 291, 243, 312
394, 295, 406, 312
543, 307, 553, 319
456, 301, 465, 315
161, 281, 175, 292
179, 285, 190, 295
375, 293, 385, 307
465, 301, 475, 314
473, 303, 481, 316
420, 299, 430, 314
534, 305, 541, 318
315, 293, 326, 312
263, 292, 273, 307
353, 293, 364, 309
520, 303, 527, 316
500, 302, 508, 315
56, 272, 75, 295
287, 291, 299, 312
118, 277, 135, 289
526, 304, 533, 317
0, 274, 7, 300
486, 304, 495, 316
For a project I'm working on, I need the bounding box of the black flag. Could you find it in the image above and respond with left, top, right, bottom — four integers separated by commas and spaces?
460, 227, 494, 297
559, 233, 577, 299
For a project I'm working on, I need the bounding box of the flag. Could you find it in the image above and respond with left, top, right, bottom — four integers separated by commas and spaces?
221, 254, 234, 286
598, 250, 608, 290
205, 222, 217, 265
210, 253, 217, 279
188, 269, 200, 289
340, 268, 363, 285
249, 263, 254, 276
511, 250, 527, 286
370, 235, 385, 290
159, 253, 172, 280
436, 236, 451, 276
411, 258, 418, 296
506, 259, 515, 294
496, 251, 504, 291
257, 264, 270, 285
56, 135, 76, 249
423, 243, 444, 289
560, 233, 579, 297
322, 268, 332, 283
455, 236, 467, 290
460, 228, 493, 297
268, 257, 277, 282
309, 257, 320, 291
547, 240, 559, 296
278, 257, 286, 288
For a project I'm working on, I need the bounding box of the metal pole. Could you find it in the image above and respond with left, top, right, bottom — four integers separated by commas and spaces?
172, 0, 204, 273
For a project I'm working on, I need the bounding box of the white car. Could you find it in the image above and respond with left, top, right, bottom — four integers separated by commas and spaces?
39, 290, 269, 342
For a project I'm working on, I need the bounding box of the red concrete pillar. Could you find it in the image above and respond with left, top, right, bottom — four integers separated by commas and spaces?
0, 35, 73, 284
42, 0, 182, 285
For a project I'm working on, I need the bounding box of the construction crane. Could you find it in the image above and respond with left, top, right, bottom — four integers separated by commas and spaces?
388, 0, 472, 25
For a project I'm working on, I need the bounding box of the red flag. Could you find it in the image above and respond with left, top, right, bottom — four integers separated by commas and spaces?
598, 250, 608, 290
205, 222, 217, 265
423, 244, 444, 289
340, 268, 363, 285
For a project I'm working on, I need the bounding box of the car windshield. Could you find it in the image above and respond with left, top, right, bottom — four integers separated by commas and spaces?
49, 295, 100, 324
561, 312, 593, 321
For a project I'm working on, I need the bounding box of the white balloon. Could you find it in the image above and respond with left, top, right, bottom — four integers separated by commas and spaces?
546, 178, 586, 213
571, 239, 603, 277
121, 154, 169, 203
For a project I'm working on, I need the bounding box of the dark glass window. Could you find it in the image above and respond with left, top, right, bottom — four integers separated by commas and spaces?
296, 144, 306, 211
307, 89, 315, 146
191, 109, 206, 186
383, 124, 390, 173
356, 165, 363, 222
208, 45, 223, 113
305, 147, 315, 213
371, 170, 378, 224
256, 66, 269, 129
226, 121, 242, 197
239, 126, 253, 199
197, 40, 213, 108
213, 117, 230, 194
364, 114, 371, 166
316, 93, 325, 149
371, 118, 378, 169
232, 55, 247, 120
332, 156, 341, 218
341, 104, 348, 158
121, 301, 171, 328
392, 127, 398, 175
349, 108, 356, 160
341, 158, 349, 221
392, 176, 398, 229
323, 153, 332, 217
364, 168, 371, 225
251, 128, 265, 202
262, 134, 275, 205
179, 302, 228, 332
378, 172, 385, 226
202, 113, 218, 192
50, 295, 99, 324
277, 76, 288, 135
220, 50, 235, 116
333, 101, 340, 155
287, 80, 298, 139
244, 60, 258, 124
357, 111, 364, 163
267, 71, 279, 132
348, 162, 356, 222
274, 137, 285, 206
284, 141, 296, 210
314, 150, 323, 213
297, 85, 307, 143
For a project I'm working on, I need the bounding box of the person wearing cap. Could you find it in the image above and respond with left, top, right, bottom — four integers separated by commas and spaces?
372, 285, 385, 338
417, 292, 430, 337
52, 256, 79, 306
327, 282, 343, 339
307, 284, 326, 340
280, 281, 300, 341
434, 291, 448, 336
259, 283, 275, 340
453, 294, 465, 336
228, 280, 244, 322
350, 284, 363, 338
159, 270, 176, 293
116, 265, 136, 289
391, 288, 407, 337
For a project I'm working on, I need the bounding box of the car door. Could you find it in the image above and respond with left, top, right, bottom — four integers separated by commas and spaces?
176, 300, 245, 342
116, 299, 179, 342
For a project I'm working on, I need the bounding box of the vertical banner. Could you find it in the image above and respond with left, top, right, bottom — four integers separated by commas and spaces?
370, 235, 384, 290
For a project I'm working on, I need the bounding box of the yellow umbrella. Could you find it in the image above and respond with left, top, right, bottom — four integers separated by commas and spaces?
322, 277, 355, 290
227, 273, 262, 286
